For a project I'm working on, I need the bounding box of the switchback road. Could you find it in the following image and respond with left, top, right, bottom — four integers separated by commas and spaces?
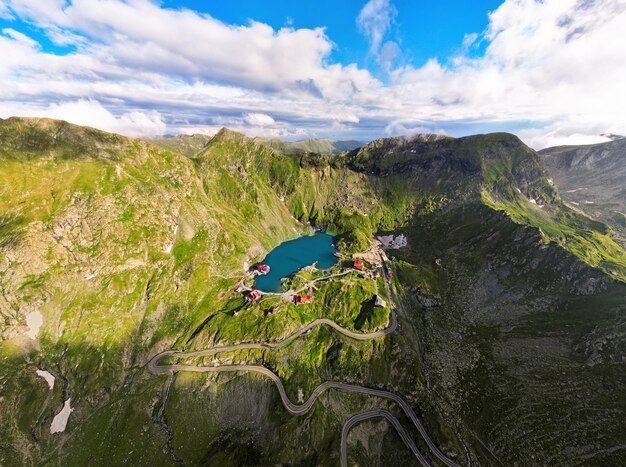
147, 258, 459, 467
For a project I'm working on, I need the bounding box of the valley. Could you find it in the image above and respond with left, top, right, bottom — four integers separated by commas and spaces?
0, 117, 625, 466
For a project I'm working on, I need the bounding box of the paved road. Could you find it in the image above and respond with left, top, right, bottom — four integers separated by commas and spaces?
147, 258, 459, 467
341, 409, 429, 467
148, 312, 398, 370
149, 361, 457, 467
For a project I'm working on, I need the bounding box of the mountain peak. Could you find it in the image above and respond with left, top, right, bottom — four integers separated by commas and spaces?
211, 127, 250, 143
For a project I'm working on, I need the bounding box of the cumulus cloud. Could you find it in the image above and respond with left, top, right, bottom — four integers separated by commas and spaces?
0, 0, 624, 147
0, 99, 166, 136
244, 113, 276, 126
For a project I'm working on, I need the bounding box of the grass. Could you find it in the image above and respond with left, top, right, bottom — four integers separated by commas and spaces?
482, 189, 626, 281
2, 118, 626, 465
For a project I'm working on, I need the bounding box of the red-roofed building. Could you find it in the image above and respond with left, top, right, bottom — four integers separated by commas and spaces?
354, 259, 364, 271
295, 295, 313, 305
247, 290, 262, 301
255, 264, 270, 275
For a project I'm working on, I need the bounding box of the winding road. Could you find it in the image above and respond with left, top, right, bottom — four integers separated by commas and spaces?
148, 258, 459, 467
340, 410, 428, 467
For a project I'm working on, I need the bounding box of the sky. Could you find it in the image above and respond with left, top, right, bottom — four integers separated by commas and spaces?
0, 0, 625, 149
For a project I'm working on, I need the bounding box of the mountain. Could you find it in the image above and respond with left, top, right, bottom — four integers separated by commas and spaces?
1, 117, 625, 466
540, 139, 626, 248
147, 133, 213, 157
257, 137, 363, 155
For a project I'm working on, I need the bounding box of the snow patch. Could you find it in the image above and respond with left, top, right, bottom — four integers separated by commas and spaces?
36, 369, 55, 390
25, 311, 43, 340
529, 198, 537, 204
377, 234, 408, 249
164, 224, 179, 253
584, 200, 595, 205
50, 398, 73, 434
571, 201, 580, 205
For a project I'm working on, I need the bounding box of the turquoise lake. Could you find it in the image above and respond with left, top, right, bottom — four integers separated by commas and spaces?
254, 232, 338, 292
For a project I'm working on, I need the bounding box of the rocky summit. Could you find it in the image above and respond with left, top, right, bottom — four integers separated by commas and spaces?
1, 117, 625, 466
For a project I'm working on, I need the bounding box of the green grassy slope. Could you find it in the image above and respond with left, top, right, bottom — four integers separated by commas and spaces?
0, 118, 624, 466
147, 134, 213, 157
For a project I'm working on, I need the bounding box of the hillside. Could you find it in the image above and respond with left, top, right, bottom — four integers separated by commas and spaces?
147, 134, 213, 157
541, 139, 626, 248
1, 118, 625, 466
258, 137, 362, 155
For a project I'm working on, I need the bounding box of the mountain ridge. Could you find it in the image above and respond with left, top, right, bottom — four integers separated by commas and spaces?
0, 117, 625, 466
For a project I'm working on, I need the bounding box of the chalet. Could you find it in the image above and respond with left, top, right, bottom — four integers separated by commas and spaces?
255, 264, 270, 275
294, 294, 313, 305
247, 290, 262, 302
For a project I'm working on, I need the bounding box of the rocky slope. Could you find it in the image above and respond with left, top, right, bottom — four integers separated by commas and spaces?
0, 118, 625, 466
256, 137, 362, 155
540, 139, 626, 248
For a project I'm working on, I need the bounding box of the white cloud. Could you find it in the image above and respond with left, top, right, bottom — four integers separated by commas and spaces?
244, 112, 275, 127
0, 99, 166, 136
0, 0, 624, 146
357, 0, 397, 56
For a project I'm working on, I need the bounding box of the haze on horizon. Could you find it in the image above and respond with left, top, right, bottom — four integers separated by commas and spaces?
1, 0, 625, 149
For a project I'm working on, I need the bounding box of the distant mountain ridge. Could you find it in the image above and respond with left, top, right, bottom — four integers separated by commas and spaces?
148, 133, 362, 156
256, 137, 363, 155
540, 138, 626, 247
147, 133, 212, 157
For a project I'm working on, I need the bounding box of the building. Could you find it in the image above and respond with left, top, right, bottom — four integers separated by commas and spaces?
295, 294, 313, 305
375, 295, 387, 308
255, 264, 270, 275
247, 290, 262, 301
354, 259, 364, 271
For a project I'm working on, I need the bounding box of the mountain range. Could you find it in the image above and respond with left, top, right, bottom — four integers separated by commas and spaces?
540, 138, 626, 248
149, 134, 362, 157
0, 116, 625, 466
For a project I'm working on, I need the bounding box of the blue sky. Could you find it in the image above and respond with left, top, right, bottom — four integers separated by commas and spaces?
160, 0, 502, 72
0, 0, 624, 148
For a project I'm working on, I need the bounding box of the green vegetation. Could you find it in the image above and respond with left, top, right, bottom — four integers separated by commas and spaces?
258, 137, 362, 155
1, 118, 625, 466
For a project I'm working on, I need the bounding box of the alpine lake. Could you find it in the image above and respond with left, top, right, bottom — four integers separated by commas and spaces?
254, 231, 338, 292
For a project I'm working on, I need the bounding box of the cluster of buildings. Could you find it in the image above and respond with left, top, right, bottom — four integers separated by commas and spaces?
243, 257, 388, 311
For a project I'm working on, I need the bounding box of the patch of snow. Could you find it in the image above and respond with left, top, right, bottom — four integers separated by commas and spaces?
25, 311, 43, 340
516, 188, 522, 194
164, 224, 179, 253
565, 188, 583, 193
530, 198, 537, 204
84, 273, 95, 280
36, 369, 55, 390
571, 201, 580, 206
377, 234, 408, 249
279, 195, 285, 202
50, 398, 73, 434
584, 200, 595, 205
